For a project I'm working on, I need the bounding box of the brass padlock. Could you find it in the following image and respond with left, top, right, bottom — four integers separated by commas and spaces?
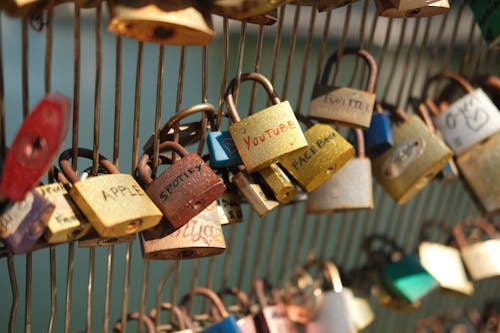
456, 132, 500, 215
258, 163, 296, 204
34, 170, 92, 244
107, 0, 214, 45
306, 129, 372, 213
205, 0, 285, 21
59, 148, 163, 237
280, 115, 354, 192
375, 0, 449, 17
226, 72, 308, 173
372, 106, 452, 204
308, 48, 377, 129
215, 169, 243, 226
140, 201, 226, 260
418, 220, 473, 296
231, 168, 279, 217
453, 217, 500, 281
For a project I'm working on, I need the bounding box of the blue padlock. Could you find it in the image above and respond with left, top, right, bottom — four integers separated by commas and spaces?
363, 104, 393, 157
207, 131, 243, 168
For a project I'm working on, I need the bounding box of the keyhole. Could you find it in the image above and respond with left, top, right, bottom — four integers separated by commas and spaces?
191, 201, 203, 210
180, 249, 194, 258
325, 166, 335, 175
69, 227, 83, 240
28, 221, 44, 239
99, 237, 118, 246
406, 8, 421, 16
126, 219, 142, 233
153, 26, 174, 40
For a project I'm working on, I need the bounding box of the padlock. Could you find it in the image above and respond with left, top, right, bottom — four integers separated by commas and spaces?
59, 148, 162, 237
416, 101, 459, 183
418, 220, 473, 296
180, 287, 240, 333
140, 201, 226, 260
343, 289, 375, 331
253, 279, 298, 333
0, 190, 54, 253
34, 171, 92, 244
149, 303, 196, 333
306, 129, 372, 213
3, 0, 54, 16
390, 0, 441, 12
1, 93, 71, 202
113, 312, 156, 333
453, 217, 500, 281
258, 163, 296, 204
375, 0, 449, 17
137, 141, 226, 230
107, 0, 214, 45
214, 288, 257, 333
205, 0, 285, 21
209, 6, 278, 25
280, 114, 354, 192
216, 170, 243, 225
226, 72, 308, 173
287, 0, 358, 11
363, 103, 393, 157
231, 168, 279, 217
467, 0, 500, 49
371, 106, 452, 204
208, 130, 243, 169
456, 132, 500, 215
473, 74, 500, 109
423, 72, 500, 155
308, 48, 377, 129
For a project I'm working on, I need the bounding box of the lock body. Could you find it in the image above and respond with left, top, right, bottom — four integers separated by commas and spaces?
363, 112, 393, 157
433, 89, 500, 155
372, 115, 452, 204
70, 173, 162, 237
419, 241, 473, 295
459, 239, 500, 280
307, 157, 372, 213
280, 124, 354, 192
145, 153, 225, 229
313, 290, 356, 333
308, 86, 375, 129
217, 188, 243, 225
35, 183, 92, 243
108, 0, 214, 45
457, 132, 500, 215
375, 0, 449, 17
381, 254, 439, 303
207, 131, 243, 168
344, 288, 375, 330
229, 101, 307, 173
258, 164, 296, 204
140, 201, 226, 260
237, 316, 258, 333
254, 304, 297, 333
78, 230, 136, 248
202, 315, 240, 333
206, 0, 284, 20
75, 0, 101, 7
390, 0, 441, 11
315, 0, 359, 12
231, 171, 279, 217
0, 190, 54, 253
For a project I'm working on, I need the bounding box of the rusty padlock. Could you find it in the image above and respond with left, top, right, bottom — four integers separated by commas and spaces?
107, 0, 214, 45
137, 140, 225, 230
306, 129, 372, 213
140, 200, 226, 260
280, 114, 354, 193
59, 148, 162, 237
308, 48, 377, 129
375, 0, 449, 17
372, 105, 452, 204
226, 72, 308, 173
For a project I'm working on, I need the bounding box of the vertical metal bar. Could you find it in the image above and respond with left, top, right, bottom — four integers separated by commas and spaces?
86, 248, 95, 333
459, 18, 477, 75
113, 36, 123, 166
487, 49, 497, 71
265, 207, 284, 279
137, 260, 149, 333
222, 225, 237, 287
103, 246, 114, 333
314, 10, 332, 84
233, 23, 247, 104
318, 213, 335, 258
270, 5, 286, 86
250, 216, 268, 285
64, 243, 74, 333
294, 8, 315, 115
332, 5, 352, 86
168, 262, 180, 323
348, 0, 369, 87
25, 252, 32, 333
306, 215, 323, 259
92, 5, 102, 175
281, 5, 301, 100
278, 204, 299, 282
48, 247, 57, 333
22, 17, 29, 118
375, 19, 393, 93
216, 19, 229, 127
248, 26, 264, 115
381, 19, 407, 100
359, 11, 379, 87
72, 5, 81, 170
188, 259, 200, 315
439, 1, 466, 74
131, 41, 144, 171
152, 45, 165, 175
172, 46, 186, 161
236, 210, 255, 287
0, 14, 4, 159
44, 8, 54, 94
8, 254, 18, 333
468, 34, 486, 78
120, 242, 132, 333
396, 18, 420, 107
154, 263, 176, 327
202, 45, 208, 103
291, 210, 309, 265
424, 11, 449, 83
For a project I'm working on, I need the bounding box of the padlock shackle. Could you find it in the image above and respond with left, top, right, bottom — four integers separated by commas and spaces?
254, 278, 279, 308
113, 312, 156, 333
304, 259, 343, 293
137, 142, 187, 186
216, 287, 251, 316
180, 287, 230, 319
423, 72, 475, 102
380, 102, 409, 123
417, 103, 436, 133
149, 302, 193, 331
453, 216, 498, 249
294, 112, 315, 129
59, 148, 120, 184
320, 48, 378, 93
353, 129, 365, 159
225, 72, 281, 123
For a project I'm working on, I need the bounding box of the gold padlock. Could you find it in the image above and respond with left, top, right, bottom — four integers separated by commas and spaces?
372, 106, 452, 204
140, 201, 226, 260
209, 5, 278, 25
215, 169, 243, 225
107, 0, 214, 45
457, 132, 500, 215
258, 163, 296, 204
226, 72, 308, 173
375, 0, 449, 17
280, 115, 354, 192
205, 0, 285, 21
